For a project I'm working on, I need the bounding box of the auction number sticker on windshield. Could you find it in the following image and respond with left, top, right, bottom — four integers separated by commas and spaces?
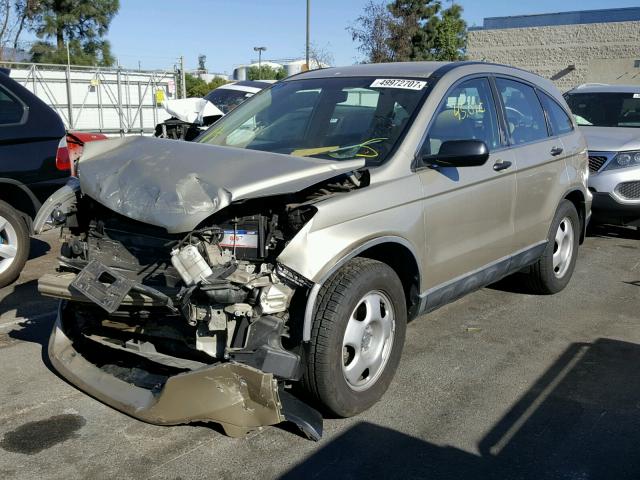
370, 79, 427, 90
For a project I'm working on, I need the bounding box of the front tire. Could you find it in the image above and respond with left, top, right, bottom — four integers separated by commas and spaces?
302, 258, 407, 417
0, 200, 30, 288
525, 200, 580, 294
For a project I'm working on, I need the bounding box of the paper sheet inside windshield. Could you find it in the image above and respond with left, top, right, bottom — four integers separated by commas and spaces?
370, 79, 427, 90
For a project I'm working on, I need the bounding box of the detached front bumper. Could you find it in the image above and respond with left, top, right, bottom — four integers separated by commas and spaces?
49, 302, 320, 439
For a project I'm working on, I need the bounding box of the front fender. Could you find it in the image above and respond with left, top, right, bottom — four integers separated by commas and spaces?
276, 175, 426, 342
277, 175, 425, 286
293, 235, 422, 342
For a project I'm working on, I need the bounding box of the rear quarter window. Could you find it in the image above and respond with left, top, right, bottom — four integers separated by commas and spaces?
0, 85, 26, 126
539, 91, 574, 135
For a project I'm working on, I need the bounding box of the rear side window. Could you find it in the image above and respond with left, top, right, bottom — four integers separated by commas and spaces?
539, 91, 573, 135
0, 85, 26, 125
424, 77, 501, 155
496, 78, 548, 145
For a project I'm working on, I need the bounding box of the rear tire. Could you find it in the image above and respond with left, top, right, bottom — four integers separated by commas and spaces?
302, 258, 407, 417
0, 200, 30, 288
524, 200, 580, 294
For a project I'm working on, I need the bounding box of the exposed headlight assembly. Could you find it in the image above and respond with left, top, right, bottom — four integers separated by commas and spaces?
604, 151, 640, 171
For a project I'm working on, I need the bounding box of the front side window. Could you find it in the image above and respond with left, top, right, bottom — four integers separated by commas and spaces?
496, 78, 548, 145
197, 77, 429, 164
539, 91, 573, 135
0, 85, 26, 125
423, 77, 500, 156
564, 92, 640, 128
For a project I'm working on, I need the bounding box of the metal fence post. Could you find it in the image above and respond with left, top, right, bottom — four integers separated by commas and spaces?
116, 65, 124, 136
31, 64, 37, 95
180, 56, 186, 99
65, 63, 74, 129
97, 73, 104, 133
151, 73, 158, 128
137, 81, 144, 134
125, 71, 132, 132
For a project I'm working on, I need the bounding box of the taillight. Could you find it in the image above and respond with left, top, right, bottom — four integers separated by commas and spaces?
56, 137, 71, 172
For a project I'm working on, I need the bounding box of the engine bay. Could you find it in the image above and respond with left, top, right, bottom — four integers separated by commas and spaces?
41, 171, 366, 382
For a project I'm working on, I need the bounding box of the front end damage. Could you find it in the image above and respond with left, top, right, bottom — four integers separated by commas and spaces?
49, 302, 287, 438
37, 138, 367, 439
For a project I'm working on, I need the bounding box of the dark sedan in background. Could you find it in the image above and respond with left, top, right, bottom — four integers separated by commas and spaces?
0, 69, 71, 287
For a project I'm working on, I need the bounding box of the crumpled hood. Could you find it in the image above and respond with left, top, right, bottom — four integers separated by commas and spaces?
580, 126, 640, 152
78, 136, 365, 233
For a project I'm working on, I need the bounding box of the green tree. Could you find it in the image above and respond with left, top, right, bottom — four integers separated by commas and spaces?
29, 0, 119, 66
349, 0, 467, 63
0, 0, 39, 58
247, 65, 286, 81
185, 73, 209, 98
208, 77, 229, 90
185, 73, 230, 98
387, 0, 441, 61
11, 0, 41, 50
432, 3, 466, 60
347, 1, 394, 63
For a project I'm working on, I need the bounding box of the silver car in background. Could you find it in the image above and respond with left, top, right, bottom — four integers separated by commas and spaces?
565, 84, 640, 228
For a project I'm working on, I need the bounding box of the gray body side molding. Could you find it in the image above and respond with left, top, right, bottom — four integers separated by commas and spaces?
302, 240, 548, 342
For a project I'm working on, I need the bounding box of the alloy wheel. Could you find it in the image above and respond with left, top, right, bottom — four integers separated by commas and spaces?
0, 215, 19, 276
553, 216, 574, 279
342, 290, 396, 392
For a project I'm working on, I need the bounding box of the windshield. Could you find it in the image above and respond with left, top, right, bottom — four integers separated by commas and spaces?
204, 88, 254, 114
197, 77, 429, 163
565, 92, 640, 128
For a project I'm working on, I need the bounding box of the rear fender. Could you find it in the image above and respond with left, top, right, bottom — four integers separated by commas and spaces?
33, 177, 80, 234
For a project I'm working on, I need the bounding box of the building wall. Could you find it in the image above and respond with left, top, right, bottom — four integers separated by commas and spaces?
467, 21, 640, 90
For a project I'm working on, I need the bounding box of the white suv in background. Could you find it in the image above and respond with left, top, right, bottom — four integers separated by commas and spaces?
565, 84, 640, 229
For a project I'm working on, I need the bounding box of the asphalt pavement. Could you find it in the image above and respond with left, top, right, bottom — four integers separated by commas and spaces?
0, 227, 638, 480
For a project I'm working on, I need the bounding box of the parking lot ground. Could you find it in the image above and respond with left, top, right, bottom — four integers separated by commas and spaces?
0, 227, 639, 480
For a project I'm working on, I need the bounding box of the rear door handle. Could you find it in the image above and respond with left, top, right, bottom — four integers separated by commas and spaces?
550, 146, 564, 156
493, 160, 512, 172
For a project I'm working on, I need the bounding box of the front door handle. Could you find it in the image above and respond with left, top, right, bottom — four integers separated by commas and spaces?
493, 160, 512, 172
550, 146, 564, 156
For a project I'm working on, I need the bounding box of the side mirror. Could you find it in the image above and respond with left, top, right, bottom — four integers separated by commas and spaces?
423, 140, 489, 168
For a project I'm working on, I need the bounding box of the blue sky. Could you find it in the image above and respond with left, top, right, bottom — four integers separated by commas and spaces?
107, 1, 640, 73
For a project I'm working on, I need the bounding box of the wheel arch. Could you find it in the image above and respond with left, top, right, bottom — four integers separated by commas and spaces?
563, 188, 587, 244
302, 236, 422, 342
0, 179, 40, 227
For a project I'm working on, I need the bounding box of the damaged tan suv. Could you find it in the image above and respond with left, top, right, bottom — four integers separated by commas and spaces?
35, 62, 591, 440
